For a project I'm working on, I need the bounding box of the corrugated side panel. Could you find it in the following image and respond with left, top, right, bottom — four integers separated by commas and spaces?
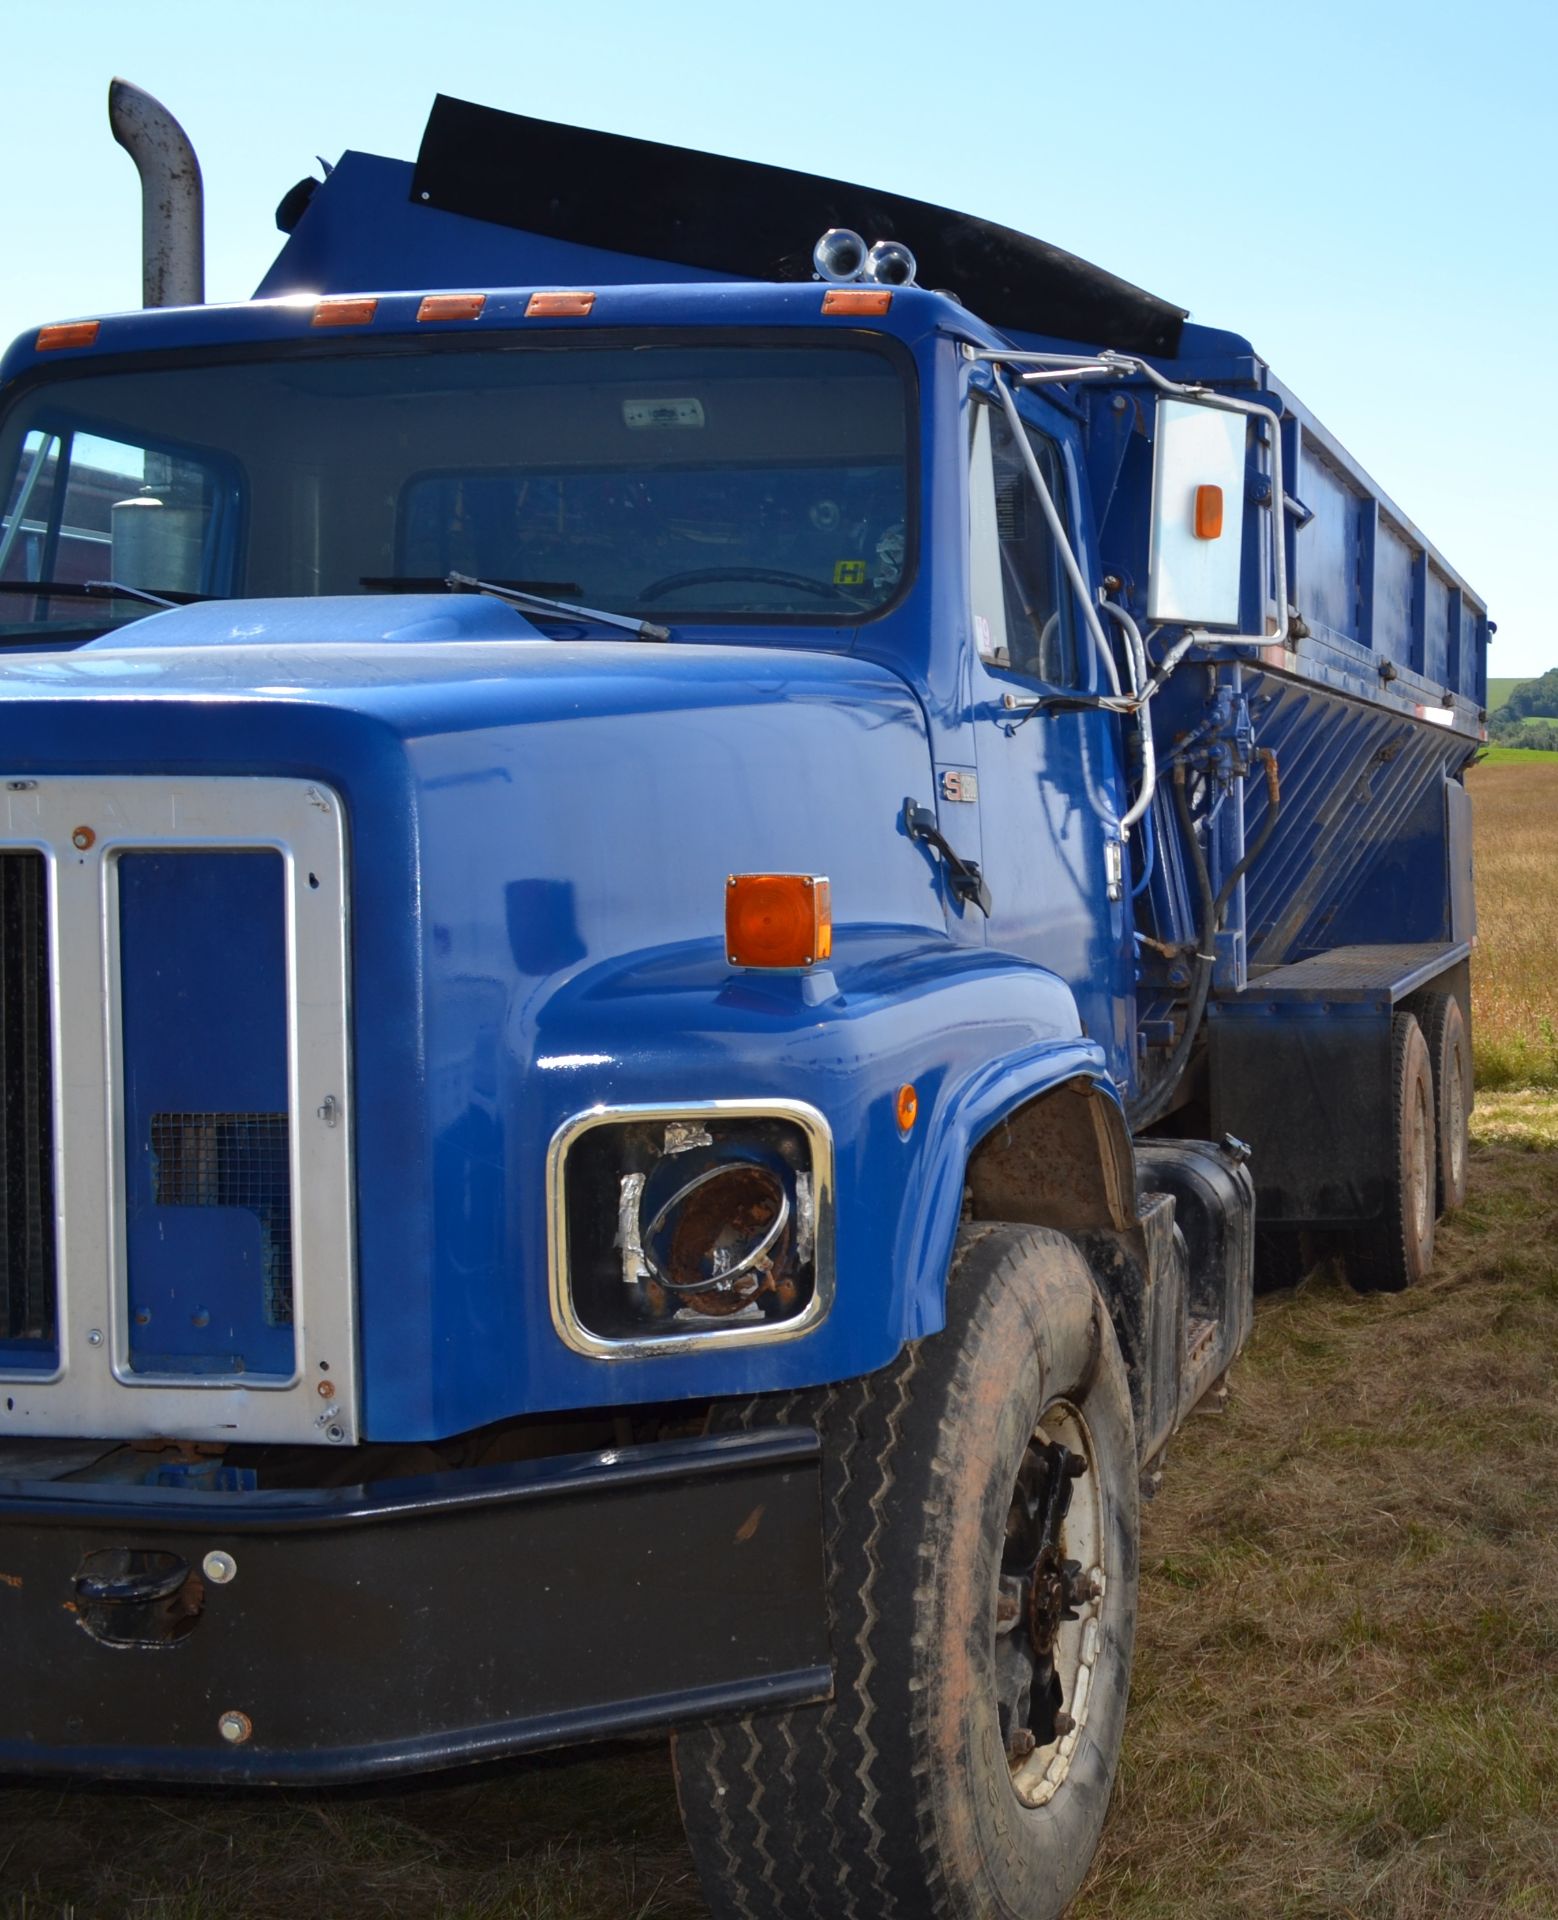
1241, 672, 1470, 965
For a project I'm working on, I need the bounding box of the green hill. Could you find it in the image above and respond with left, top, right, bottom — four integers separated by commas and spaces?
1488, 677, 1525, 712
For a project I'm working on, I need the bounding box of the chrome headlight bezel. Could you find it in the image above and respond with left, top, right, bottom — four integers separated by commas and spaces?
546, 1098, 835, 1360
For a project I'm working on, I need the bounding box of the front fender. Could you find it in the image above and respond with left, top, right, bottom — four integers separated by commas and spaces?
522, 930, 1115, 1417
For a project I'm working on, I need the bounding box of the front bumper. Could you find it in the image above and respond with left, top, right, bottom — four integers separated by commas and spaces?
0, 1427, 828, 1783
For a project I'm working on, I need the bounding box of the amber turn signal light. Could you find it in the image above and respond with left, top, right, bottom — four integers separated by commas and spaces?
417, 293, 487, 322
821, 288, 893, 316
726, 874, 832, 969
895, 1084, 919, 1133
1193, 484, 1224, 540
526, 290, 597, 317
36, 322, 100, 351
312, 297, 378, 328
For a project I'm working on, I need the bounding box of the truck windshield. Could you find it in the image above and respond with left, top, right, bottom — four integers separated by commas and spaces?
0, 337, 912, 642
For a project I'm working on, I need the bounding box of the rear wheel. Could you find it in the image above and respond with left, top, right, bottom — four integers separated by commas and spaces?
1419, 991, 1470, 1215
673, 1225, 1139, 1920
1345, 1011, 1435, 1293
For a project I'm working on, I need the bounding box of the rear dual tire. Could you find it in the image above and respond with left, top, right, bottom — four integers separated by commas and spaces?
1346, 1011, 1436, 1293
1421, 991, 1471, 1216
673, 1225, 1138, 1920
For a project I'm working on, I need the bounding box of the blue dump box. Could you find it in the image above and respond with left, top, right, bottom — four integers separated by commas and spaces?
0, 86, 1489, 1920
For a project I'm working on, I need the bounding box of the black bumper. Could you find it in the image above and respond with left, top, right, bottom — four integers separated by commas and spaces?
0, 1427, 829, 1783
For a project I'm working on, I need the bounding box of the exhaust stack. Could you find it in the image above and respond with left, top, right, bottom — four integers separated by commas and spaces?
108, 78, 205, 308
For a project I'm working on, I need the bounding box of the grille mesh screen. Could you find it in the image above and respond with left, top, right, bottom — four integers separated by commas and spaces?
150, 1112, 293, 1326
0, 852, 56, 1342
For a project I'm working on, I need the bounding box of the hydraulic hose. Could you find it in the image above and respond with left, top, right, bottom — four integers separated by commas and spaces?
1127, 750, 1280, 1133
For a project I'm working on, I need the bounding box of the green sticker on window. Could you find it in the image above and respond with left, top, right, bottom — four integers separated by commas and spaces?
833, 559, 867, 586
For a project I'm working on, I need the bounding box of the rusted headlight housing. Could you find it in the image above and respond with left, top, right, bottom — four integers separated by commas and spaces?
548, 1103, 833, 1355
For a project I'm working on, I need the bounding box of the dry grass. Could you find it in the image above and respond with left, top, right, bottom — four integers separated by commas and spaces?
1467, 758, 1558, 1088
4, 1097, 1556, 1919
1071, 1094, 1558, 1919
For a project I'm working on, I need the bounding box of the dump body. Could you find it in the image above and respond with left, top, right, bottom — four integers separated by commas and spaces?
0, 98, 1484, 1798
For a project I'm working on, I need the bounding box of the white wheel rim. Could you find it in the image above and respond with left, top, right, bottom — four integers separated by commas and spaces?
993, 1399, 1107, 1810
1409, 1072, 1433, 1243
1446, 1047, 1467, 1190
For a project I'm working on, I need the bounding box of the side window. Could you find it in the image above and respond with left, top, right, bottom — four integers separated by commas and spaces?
968, 401, 1083, 686
0, 428, 229, 600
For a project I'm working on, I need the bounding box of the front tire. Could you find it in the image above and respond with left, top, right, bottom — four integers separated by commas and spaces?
673, 1225, 1139, 1920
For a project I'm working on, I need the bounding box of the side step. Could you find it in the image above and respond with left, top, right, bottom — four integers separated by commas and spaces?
1082, 1138, 1255, 1466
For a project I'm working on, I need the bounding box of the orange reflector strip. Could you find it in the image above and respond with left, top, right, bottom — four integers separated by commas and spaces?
726, 874, 832, 970
526, 290, 597, 318
821, 288, 893, 316
896, 1084, 919, 1133
312, 297, 378, 328
36, 321, 100, 351
1193, 484, 1224, 539
417, 293, 487, 322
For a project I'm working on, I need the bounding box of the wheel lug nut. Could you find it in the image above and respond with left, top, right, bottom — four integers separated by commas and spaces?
1065, 1454, 1088, 1480
1054, 1710, 1075, 1738
1009, 1729, 1037, 1761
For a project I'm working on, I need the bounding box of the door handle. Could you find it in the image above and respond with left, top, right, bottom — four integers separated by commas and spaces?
903, 800, 992, 916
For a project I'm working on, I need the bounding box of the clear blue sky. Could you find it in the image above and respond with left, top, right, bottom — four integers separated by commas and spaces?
6, 0, 1553, 676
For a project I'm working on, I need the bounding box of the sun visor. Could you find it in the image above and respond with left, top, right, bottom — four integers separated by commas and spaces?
409, 96, 1187, 357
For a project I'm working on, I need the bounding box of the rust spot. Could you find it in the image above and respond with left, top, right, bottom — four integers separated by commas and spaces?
0, 1571, 20, 1590
734, 1504, 765, 1544
662, 1165, 792, 1318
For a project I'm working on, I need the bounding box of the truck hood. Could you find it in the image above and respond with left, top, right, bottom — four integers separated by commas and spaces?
86, 592, 549, 650
0, 606, 969, 1438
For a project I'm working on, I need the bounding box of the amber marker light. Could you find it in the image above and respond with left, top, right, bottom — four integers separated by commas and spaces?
312, 297, 379, 328
896, 1084, 919, 1134
821, 288, 893, 316
526, 291, 597, 318
726, 874, 832, 970
417, 293, 487, 322
1193, 484, 1224, 539
36, 322, 100, 351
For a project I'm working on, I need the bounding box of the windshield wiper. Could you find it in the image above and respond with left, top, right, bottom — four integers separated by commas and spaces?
84, 579, 179, 609
0, 580, 208, 607
445, 571, 670, 643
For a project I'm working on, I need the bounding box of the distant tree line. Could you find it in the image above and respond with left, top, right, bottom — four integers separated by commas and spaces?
1488, 668, 1558, 748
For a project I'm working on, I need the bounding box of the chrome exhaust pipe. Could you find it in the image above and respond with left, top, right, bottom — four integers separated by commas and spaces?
108, 78, 205, 308
812, 227, 868, 283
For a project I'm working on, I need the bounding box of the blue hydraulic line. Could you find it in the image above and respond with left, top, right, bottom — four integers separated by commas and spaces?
1131, 795, 1157, 897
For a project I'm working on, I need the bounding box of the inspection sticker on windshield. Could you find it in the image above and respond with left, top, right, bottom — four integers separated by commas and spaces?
833, 559, 867, 586
623, 398, 705, 429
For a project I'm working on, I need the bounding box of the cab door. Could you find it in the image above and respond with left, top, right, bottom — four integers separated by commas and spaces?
965, 390, 1135, 1088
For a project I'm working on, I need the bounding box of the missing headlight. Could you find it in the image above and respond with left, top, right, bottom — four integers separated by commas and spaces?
551, 1104, 832, 1353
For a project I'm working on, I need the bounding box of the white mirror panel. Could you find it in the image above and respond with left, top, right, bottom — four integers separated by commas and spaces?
1147, 399, 1248, 627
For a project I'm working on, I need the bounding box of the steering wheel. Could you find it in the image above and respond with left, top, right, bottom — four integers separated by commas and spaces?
637, 566, 863, 605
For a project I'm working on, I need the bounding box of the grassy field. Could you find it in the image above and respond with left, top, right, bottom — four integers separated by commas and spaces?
1467, 756, 1558, 1087
1486, 676, 1524, 713
2, 761, 1552, 1920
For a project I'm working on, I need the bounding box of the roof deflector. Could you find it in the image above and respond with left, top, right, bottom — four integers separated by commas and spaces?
410, 96, 1187, 357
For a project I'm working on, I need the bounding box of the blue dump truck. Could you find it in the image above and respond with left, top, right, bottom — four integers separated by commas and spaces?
0, 84, 1487, 1919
